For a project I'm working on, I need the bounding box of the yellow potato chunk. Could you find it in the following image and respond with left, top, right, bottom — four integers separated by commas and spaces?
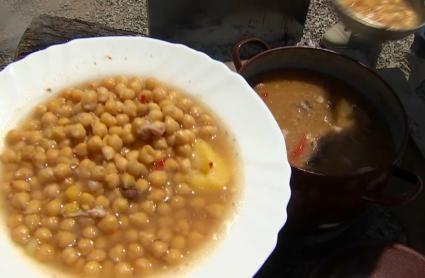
186, 139, 230, 192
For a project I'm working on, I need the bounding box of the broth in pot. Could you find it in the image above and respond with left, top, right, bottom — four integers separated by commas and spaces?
253, 69, 394, 176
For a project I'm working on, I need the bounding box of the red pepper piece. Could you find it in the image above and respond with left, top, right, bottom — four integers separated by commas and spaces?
139, 94, 148, 104
289, 134, 307, 163
261, 92, 268, 99
153, 158, 166, 170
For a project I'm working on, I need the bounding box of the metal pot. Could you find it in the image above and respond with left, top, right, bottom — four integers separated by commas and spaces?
233, 37, 423, 232
332, 0, 425, 41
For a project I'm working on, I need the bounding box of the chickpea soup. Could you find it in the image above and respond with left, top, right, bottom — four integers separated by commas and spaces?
0, 76, 240, 278
340, 0, 421, 29
253, 69, 394, 175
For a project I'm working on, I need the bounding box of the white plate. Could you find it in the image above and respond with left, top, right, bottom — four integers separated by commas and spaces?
0, 36, 291, 278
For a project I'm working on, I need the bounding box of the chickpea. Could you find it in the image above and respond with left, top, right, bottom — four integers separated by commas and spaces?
41, 112, 58, 127
170, 235, 186, 250
11, 224, 30, 244
182, 114, 196, 128
174, 219, 190, 235
170, 196, 186, 209
122, 100, 137, 117
104, 99, 119, 115
147, 189, 166, 202
81, 90, 98, 111
105, 173, 120, 189
124, 162, 144, 180
135, 178, 149, 193
188, 231, 204, 248
34, 227, 53, 242
82, 226, 100, 239
78, 238, 95, 255
151, 240, 168, 258
118, 87, 135, 101
138, 229, 156, 247
6, 129, 25, 144
148, 109, 163, 121
87, 249, 107, 262
92, 121, 108, 137
101, 145, 115, 160
1, 149, 19, 163
97, 86, 110, 102
157, 203, 172, 216
148, 171, 167, 187
134, 257, 152, 273
152, 87, 167, 102
129, 212, 149, 228
45, 199, 62, 216
98, 215, 119, 233
109, 244, 126, 262
164, 249, 183, 265
80, 192, 95, 208
83, 261, 102, 277
68, 123, 86, 139
54, 163, 71, 179
140, 200, 156, 214
121, 131, 135, 145
106, 134, 123, 151
177, 144, 192, 157
200, 125, 218, 137
157, 227, 173, 242
114, 154, 128, 172
36, 244, 55, 262
151, 138, 167, 151
163, 105, 184, 122
127, 243, 144, 260
11, 192, 30, 210
114, 262, 133, 278
62, 247, 80, 265
146, 77, 159, 89
165, 116, 180, 134
87, 136, 103, 153
175, 129, 195, 145
41, 216, 59, 231
38, 167, 55, 183
57, 231, 77, 248
24, 214, 40, 231
60, 218, 77, 231
112, 197, 129, 213
7, 214, 23, 228
11, 180, 30, 192
95, 195, 110, 208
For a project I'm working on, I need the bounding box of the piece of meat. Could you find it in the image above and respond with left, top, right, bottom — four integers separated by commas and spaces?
121, 187, 139, 200
134, 119, 166, 139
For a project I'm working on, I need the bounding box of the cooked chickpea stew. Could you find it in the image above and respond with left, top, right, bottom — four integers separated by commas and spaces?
340, 0, 421, 29
0, 76, 239, 277
253, 69, 394, 175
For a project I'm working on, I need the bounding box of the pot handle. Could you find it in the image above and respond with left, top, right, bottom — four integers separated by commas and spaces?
232, 37, 271, 71
362, 166, 423, 206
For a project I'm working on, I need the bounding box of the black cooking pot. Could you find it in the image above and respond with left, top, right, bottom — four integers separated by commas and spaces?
233, 37, 423, 232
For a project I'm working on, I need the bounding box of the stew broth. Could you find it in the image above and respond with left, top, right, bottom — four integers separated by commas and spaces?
253, 70, 394, 175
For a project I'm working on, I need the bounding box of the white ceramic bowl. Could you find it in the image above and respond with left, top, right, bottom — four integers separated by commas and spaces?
0, 36, 291, 278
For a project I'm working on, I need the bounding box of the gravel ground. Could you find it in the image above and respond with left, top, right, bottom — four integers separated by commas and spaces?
0, 0, 415, 73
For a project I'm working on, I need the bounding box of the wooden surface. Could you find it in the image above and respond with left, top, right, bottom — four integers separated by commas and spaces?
15, 15, 138, 60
